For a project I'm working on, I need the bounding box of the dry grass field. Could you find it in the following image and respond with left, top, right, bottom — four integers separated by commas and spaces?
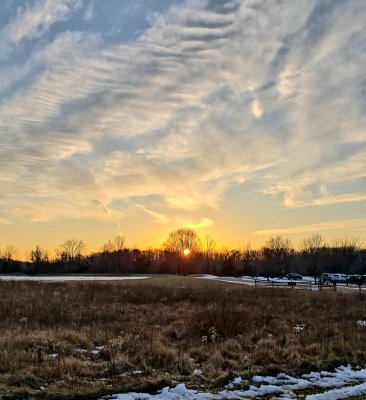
1, 275, 366, 399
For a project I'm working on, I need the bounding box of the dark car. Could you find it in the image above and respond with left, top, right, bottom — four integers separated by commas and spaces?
286, 273, 303, 280
347, 275, 365, 285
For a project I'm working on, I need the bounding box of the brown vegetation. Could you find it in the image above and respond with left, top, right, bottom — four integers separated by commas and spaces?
1, 276, 366, 398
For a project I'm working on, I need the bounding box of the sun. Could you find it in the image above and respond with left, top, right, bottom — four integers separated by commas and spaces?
183, 248, 190, 256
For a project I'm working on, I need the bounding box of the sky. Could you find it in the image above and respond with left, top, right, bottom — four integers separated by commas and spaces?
1, 0, 366, 256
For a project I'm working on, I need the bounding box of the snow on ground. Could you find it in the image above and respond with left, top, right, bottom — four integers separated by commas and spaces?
102, 384, 221, 400
200, 275, 219, 280
199, 275, 257, 286
198, 275, 366, 292
199, 275, 315, 288
0, 275, 150, 282
44, 353, 58, 360
101, 365, 366, 400
200, 275, 315, 283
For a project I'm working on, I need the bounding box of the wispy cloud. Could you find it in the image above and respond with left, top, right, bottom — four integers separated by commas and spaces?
183, 218, 214, 229
135, 204, 170, 224
83, 2, 94, 21
1, 0, 83, 55
255, 219, 366, 236
311, 192, 366, 207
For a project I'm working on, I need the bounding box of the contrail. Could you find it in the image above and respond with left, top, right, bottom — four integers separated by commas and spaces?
97, 200, 122, 235
97, 201, 111, 216
116, 220, 122, 234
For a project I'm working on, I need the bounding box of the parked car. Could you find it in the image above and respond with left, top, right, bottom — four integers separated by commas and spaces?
347, 275, 365, 285
324, 274, 347, 283
321, 273, 334, 283
286, 273, 303, 280
333, 274, 348, 283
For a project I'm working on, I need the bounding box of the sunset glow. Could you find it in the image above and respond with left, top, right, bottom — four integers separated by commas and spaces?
183, 249, 191, 256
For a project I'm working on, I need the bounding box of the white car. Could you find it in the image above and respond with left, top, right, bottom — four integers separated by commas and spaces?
321, 273, 334, 282
331, 274, 347, 283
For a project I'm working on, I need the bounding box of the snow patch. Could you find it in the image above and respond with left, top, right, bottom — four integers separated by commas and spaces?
0, 275, 150, 282
293, 324, 306, 333
200, 275, 219, 280
44, 353, 58, 360
102, 383, 220, 399
101, 365, 366, 400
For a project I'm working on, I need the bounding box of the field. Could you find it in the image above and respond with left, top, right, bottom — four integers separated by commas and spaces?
1, 275, 366, 399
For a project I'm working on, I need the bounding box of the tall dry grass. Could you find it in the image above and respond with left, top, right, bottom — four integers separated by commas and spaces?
0, 276, 366, 398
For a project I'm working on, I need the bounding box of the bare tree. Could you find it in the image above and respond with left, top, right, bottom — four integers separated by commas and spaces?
100, 235, 126, 272
219, 248, 241, 276
203, 235, 216, 274
203, 235, 216, 256
102, 235, 125, 253
242, 242, 257, 276
113, 235, 125, 252
163, 228, 202, 254
162, 229, 202, 275
59, 239, 87, 262
332, 237, 361, 277
301, 234, 326, 283
2, 245, 19, 262
261, 236, 293, 278
29, 245, 49, 264
102, 239, 115, 253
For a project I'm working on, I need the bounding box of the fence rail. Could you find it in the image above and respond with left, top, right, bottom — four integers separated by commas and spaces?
253, 279, 365, 291
254, 279, 312, 288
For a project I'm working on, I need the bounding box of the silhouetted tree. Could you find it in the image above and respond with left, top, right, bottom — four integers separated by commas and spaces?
242, 243, 258, 276
203, 235, 216, 274
102, 235, 125, 253
58, 239, 87, 263
162, 228, 202, 274
219, 249, 242, 276
0, 245, 21, 273
163, 228, 202, 254
101, 235, 126, 272
29, 245, 49, 264
331, 237, 361, 276
261, 236, 293, 278
301, 234, 326, 283
2, 245, 18, 262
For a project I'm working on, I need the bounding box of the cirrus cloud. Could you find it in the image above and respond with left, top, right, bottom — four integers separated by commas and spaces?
0, 0, 365, 241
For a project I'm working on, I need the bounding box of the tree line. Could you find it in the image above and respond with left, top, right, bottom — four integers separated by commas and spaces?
0, 229, 365, 278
